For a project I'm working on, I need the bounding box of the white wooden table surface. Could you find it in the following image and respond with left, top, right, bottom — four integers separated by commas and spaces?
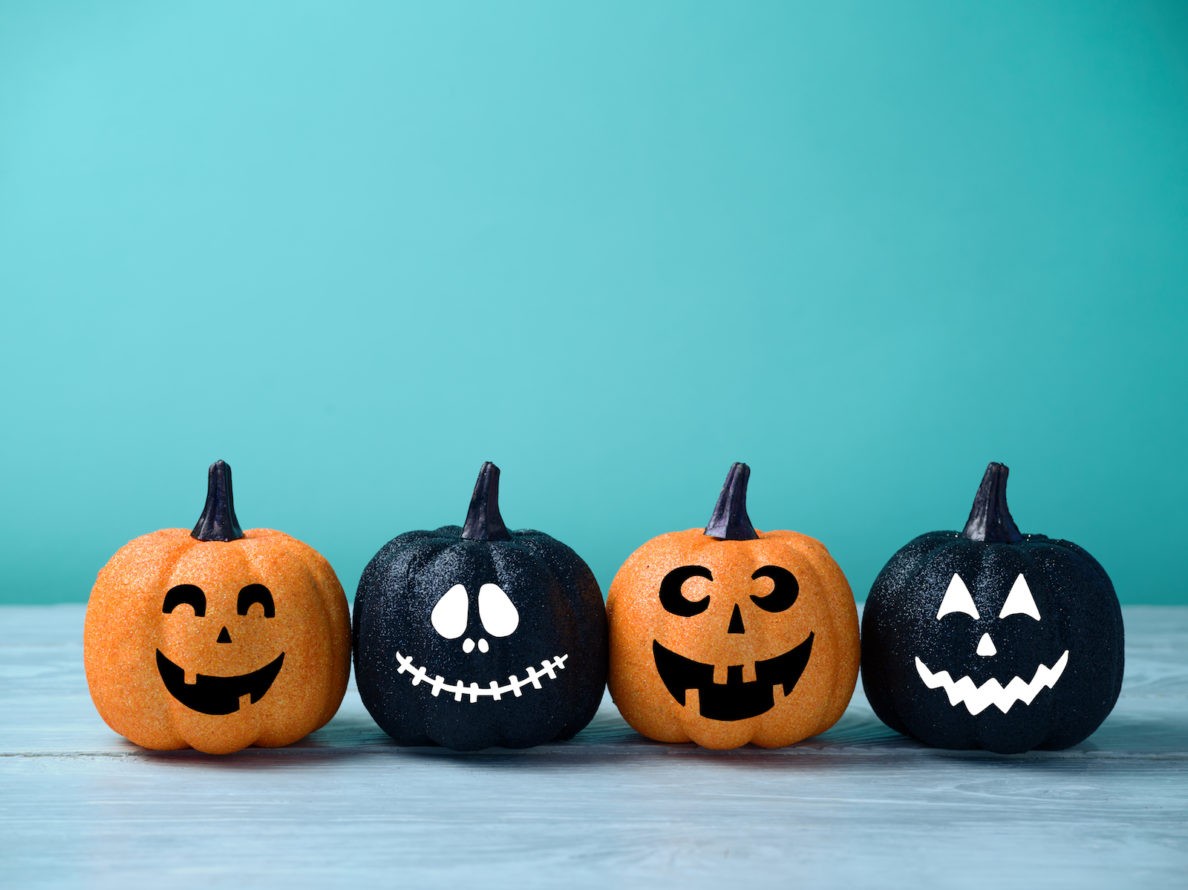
2, 605, 1185, 889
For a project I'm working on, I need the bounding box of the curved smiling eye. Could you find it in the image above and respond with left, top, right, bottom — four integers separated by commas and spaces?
163, 584, 206, 616
431, 584, 469, 639
478, 583, 519, 637
936, 573, 979, 619
237, 584, 275, 618
659, 565, 713, 617
749, 565, 799, 613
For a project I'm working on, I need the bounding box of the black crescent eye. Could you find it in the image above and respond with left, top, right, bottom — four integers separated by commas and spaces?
163, 584, 206, 617
237, 584, 275, 618
749, 565, 799, 613
659, 565, 713, 617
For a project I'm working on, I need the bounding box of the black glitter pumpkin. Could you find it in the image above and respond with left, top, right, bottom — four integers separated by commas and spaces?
353, 462, 608, 750
861, 462, 1124, 754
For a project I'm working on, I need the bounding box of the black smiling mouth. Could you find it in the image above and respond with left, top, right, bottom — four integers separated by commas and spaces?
156, 650, 285, 715
652, 633, 814, 722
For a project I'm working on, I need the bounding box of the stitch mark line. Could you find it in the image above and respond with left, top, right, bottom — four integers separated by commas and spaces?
394, 652, 569, 703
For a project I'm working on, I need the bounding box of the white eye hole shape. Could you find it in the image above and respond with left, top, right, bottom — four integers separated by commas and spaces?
431, 584, 469, 639
936, 574, 979, 620
478, 583, 519, 637
1000, 574, 1041, 620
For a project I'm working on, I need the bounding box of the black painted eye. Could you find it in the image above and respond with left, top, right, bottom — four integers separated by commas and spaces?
749, 566, 799, 613
237, 584, 275, 618
659, 565, 713, 617
163, 584, 206, 617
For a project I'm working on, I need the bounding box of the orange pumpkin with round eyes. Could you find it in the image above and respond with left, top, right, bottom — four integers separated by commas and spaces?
83, 461, 351, 754
607, 463, 860, 749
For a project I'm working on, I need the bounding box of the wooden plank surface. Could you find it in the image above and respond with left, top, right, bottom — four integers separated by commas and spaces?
1, 605, 1185, 888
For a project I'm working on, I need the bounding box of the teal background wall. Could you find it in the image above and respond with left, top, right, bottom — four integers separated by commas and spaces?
1, 2, 1185, 605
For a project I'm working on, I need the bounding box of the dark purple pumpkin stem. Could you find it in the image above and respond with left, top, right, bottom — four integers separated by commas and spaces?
461, 461, 512, 542
962, 461, 1024, 544
704, 462, 759, 540
191, 460, 244, 542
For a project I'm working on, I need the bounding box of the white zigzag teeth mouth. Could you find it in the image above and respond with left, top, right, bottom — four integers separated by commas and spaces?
915, 650, 1069, 715
394, 651, 568, 704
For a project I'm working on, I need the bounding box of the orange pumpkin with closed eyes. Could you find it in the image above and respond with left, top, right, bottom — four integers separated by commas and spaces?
607, 463, 859, 749
84, 461, 350, 754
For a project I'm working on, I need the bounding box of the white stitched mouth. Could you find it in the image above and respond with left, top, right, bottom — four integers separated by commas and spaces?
394, 651, 568, 704
915, 650, 1069, 715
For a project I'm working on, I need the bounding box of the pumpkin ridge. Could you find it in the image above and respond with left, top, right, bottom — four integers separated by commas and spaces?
799, 546, 859, 739
242, 534, 337, 742
355, 537, 459, 746
85, 531, 199, 750
486, 544, 578, 746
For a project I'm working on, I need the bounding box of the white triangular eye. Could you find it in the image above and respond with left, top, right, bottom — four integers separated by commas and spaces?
1000, 574, 1041, 620
937, 574, 979, 619
431, 584, 469, 639
478, 583, 519, 637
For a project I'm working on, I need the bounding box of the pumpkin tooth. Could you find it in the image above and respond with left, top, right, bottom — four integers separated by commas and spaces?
184, 669, 197, 685
712, 663, 730, 685
742, 662, 758, 684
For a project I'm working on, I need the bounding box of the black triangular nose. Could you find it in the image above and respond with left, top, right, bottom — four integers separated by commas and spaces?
727, 604, 745, 634
217, 627, 232, 644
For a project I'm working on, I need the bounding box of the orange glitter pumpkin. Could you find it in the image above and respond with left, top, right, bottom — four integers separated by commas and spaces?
83, 461, 351, 754
607, 463, 860, 749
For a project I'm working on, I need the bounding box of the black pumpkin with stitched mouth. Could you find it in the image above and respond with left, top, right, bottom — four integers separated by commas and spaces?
861, 462, 1124, 754
352, 463, 608, 751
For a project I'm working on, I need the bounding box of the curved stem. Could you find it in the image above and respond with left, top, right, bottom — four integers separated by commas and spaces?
962, 461, 1024, 543
461, 461, 512, 541
191, 460, 245, 542
704, 462, 759, 540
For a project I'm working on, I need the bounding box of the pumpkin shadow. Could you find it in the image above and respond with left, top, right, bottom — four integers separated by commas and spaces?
871, 710, 1188, 765
1043, 710, 1188, 757
385, 707, 904, 770
132, 714, 399, 767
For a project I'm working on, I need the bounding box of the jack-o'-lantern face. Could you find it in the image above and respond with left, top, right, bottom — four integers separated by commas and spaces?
156, 582, 285, 715
651, 563, 814, 721
608, 464, 860, 750
914, 572, 1069, 716
388, 577, 570, 706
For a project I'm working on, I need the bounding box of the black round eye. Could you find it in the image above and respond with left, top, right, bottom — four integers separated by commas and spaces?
163, 584, 206, 616
749, 566, 799, 613
237, 584, 275, 618
659, 565, 713, 617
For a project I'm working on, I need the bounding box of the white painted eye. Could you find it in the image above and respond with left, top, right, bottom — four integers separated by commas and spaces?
431, 584, 469, 639
937, 573, 979, 619
477, 583, 519, 637
1000, 574, 1041, 620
